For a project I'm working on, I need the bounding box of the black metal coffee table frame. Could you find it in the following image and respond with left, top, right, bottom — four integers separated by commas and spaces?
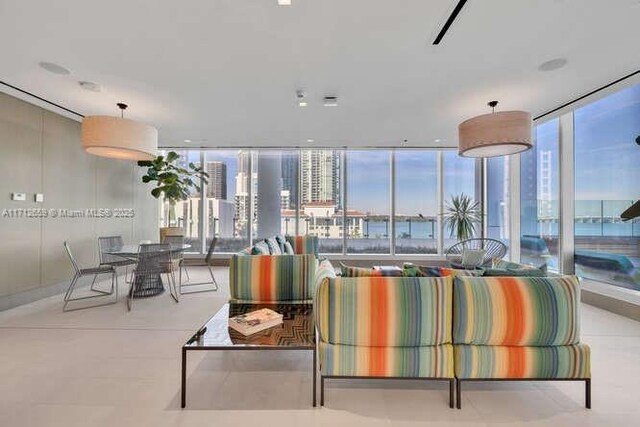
181, 303, 316, 408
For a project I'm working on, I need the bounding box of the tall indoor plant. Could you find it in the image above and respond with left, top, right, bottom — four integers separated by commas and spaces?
137, 151, 208, 238
443, 193, 482, 242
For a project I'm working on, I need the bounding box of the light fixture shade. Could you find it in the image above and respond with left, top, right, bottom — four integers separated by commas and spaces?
458, 111, 532, 158
82, 116, 157, 160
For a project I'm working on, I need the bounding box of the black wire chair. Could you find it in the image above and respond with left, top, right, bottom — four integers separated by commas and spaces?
98, 236, 136, 283
445, 238, 508, 268
128, 244, 179, 311
179, 238, 219, 294
161, 235, 190, 285
63, 241, 117, 312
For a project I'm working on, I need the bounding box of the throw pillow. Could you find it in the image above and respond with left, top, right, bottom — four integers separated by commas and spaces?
482, 267, 547, 277
265, 237, 282, 255
402, 263, 423, 277
461, 249, 486, 268
284, 241, 295, 254
340, 262, 376, 277
251, 241, 270, 255
275, 234, 287, 253
439, 267, 484, 277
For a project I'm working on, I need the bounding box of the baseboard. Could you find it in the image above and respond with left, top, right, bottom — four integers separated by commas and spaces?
0, 280, 70, 312
582, 287, 640, 322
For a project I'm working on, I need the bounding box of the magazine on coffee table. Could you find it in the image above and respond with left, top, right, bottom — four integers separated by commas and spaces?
228, 308, 284, 336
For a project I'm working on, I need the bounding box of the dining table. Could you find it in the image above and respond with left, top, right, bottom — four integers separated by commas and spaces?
105, 243, 191, 297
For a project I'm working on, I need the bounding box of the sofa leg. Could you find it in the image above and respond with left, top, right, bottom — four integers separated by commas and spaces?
456, 379, 462, 409
585, 379, 591, 409
320, 376, 325, 407
449, 380, 454, 409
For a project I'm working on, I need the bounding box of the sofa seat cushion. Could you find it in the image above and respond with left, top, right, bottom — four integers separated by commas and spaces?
454, 344, 590, 379
454, 276, 581, 346
320, 341, 454, 378
316, 276, 452, 347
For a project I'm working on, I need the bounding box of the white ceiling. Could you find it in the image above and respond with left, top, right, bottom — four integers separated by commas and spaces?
1, 0, 639, 148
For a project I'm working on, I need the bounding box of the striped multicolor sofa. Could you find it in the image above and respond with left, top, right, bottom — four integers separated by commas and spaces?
453, 275, 591, 409
315, 276, 455, 407
229, 235, 319, 302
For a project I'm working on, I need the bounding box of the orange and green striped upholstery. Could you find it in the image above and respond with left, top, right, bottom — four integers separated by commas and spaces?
316, 277, 453, 347
455, 344, 591, 379
285, 235, 319, 255
315, 276, 454, 378
229, 254, 317, 302
320, 342, 454, 378
453, 276, 581, 346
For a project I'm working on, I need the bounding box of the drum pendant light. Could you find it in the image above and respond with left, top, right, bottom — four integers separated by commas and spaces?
82, 103, 157, 160
458, 101, 532, 158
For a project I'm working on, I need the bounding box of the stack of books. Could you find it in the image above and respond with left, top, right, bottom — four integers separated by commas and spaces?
228, 308, 283, 336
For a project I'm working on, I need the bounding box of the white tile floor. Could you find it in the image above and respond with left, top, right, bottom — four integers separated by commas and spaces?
1, 267, 639, 427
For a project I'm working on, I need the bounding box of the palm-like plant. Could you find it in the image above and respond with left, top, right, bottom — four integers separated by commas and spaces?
137, 151, 208, 224
443, 193, 481, 242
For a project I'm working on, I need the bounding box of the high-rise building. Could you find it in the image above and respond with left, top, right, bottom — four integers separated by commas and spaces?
300, 150, 341, 208
281, 153, 298, 209
205, 161, 227, 200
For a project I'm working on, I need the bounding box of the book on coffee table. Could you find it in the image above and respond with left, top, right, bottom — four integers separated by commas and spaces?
228, 308, 284, 336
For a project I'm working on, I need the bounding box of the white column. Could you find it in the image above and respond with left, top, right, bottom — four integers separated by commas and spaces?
256, 152, 282, 238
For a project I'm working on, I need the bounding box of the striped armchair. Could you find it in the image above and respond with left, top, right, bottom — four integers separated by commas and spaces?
453, 276, 591, 409
315, 276, 455, 407
229, 235, 319, 302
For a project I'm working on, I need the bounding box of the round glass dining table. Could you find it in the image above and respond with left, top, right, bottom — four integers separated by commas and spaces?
105, 244, 191, 297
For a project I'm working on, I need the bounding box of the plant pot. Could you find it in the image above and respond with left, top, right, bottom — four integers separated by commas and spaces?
160, 226, 185, 243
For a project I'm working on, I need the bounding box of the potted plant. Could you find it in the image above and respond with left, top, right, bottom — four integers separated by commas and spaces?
137, 151, 208, 240
443, 193, 481, 242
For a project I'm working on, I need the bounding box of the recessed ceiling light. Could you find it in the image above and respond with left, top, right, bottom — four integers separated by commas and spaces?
184, 139, 192, 143
39, 61, 71, 75
306, 139, 315, 143
296, 90, 307, 107
278, 0, 292, 5
78, 81, 102, 92
538, 58, 567, 72
323, 96, 338, 107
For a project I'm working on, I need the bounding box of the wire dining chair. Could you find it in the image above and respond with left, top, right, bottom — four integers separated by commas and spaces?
128, 243, 179, 311
161, 235, 190, 285
179, 238, 219, 295
98, 236, 137, 283
63, 241, 118, 312
445, 238, 508, 268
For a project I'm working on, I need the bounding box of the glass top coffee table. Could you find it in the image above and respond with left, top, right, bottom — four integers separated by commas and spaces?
181, 302, 316, 408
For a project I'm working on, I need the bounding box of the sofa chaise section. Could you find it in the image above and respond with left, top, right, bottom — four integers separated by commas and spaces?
453, 275, 591, 409
315, 276, 455, 407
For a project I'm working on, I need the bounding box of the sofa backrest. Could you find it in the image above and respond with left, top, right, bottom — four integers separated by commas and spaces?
286, 235, 319, 256
453, 276, 581, 346
315, 276, 453, 347
229, 254, 317, 302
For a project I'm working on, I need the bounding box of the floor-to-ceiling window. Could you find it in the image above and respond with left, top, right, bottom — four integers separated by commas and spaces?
346, 150, 391, 254
203, 150, 250, 253
520, 119, 560, 270
394, 151, 438, 254
298, 149, 343, 254
486, 157, 510, 256
159, 148, 483, 256
574, 83, 640, 291
442, 152, 479, 250
158, 149, 201, 253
